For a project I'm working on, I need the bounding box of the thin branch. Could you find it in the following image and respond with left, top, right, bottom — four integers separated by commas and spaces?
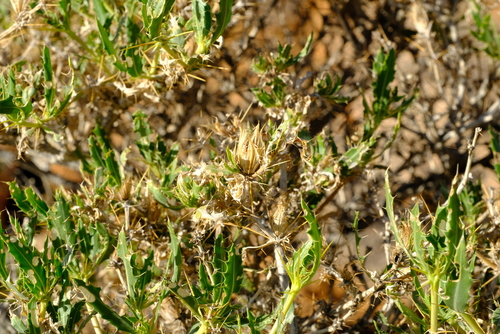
456, 127, 481, 196
442, 127, 481, 207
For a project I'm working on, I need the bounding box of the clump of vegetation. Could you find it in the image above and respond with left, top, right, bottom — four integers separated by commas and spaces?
0, 0, 499, 334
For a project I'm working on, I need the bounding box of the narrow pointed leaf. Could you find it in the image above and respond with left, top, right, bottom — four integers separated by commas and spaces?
222, 244, 243, 305
443, 238, 473, 313
2, 237, 47, 295
167, 220, 181, 282
211, 0, 233, 43
117, 230, 138, 302
75, 280, 136, 333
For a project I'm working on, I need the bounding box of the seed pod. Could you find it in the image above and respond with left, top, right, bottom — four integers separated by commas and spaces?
235, 125, 265, 175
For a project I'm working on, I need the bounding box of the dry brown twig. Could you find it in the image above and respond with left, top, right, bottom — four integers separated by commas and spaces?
0, 0, 46, 42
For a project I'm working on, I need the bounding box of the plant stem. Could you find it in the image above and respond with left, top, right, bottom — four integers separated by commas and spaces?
268, 288, 299, 334
429, 277, 439, 334
161, 44, 188, 68
15, 120, 50, 132
274, 245, 289, 292
149, 48, 161, 76
196, 322, 208, 334
460, 312, 486, 334
39, 300, 47, 321
282, 289, 298, 320
86, 303, 104, 334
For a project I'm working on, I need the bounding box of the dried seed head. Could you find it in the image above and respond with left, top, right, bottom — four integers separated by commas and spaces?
235, 125, 266, 175
118, 178, 133, 201
147, 199, 161, 223
227, 174, 246, 203
411, 1, 430, 37
272, 195, 288, 234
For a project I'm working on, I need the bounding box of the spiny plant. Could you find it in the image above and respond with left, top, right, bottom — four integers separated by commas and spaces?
0, 8, 419, 329
0, 0, 233, 150
471, 1, 500, 60
6, 1, 497, 334
379, 128, 499, 334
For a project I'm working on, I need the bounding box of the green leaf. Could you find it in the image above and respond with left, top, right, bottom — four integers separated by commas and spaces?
393, 298, 427, 327
246, 309, 260, 334
211, 0, 233, 44
25, 188, 49, 219
168, 220, 182, 283
385, 172, 412, 258
89, 135, 106, 169
75, 280, 136, 333
301, 199, 322, 277
493, 307, 500, 333
7, 68, 16, 96
296, 32, 314, 60
316, 74, 350, 103
0, 95, 17, 114
8, 182, 32, 215
148, 182, 169, 205
0, 251, 8, 281
91, 0, 109, 27
471, 5, 500, 59
150, 0, 175, 18
222, 244, 243, 306
57, 0, 71, 29
352, 211, 367, 265
58, 271, 83, 331
91, 222, 112, 266
147, 0, 175, 38
96, 19, 126, 72
362, 48, 413, 144
198, 261, 211, 293
192, 0, 212, 53
49, 77, 73, 119
104, 149, 122, 187
42, 46, 55, 111
444, 179, 463, 253
133, 110, 153, 138
92, 125, 122, 187
341, 141, 374, 169
0, 94, 31, 116
10, 314, 28, 333
410, 208, 430, 274
149, 182, 182, 210
251, 55, 269, 74
61, 301, 85, 333
93, 167, 107, 193
118, 230, 138, 302
50, 192, 74, 244
443, 238, 473, 313
252, 77, 286, 108
212, 234, 224, 302
135, 252, 156, 304
27, 301, 41, 334
252, 89, 280, 108
167, 282, 202, 319
270, 295, 296, 334
125, 18, 144, 77
274, 33, 313, 72
2, 236, 47, 296
373, 49, 396, 103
